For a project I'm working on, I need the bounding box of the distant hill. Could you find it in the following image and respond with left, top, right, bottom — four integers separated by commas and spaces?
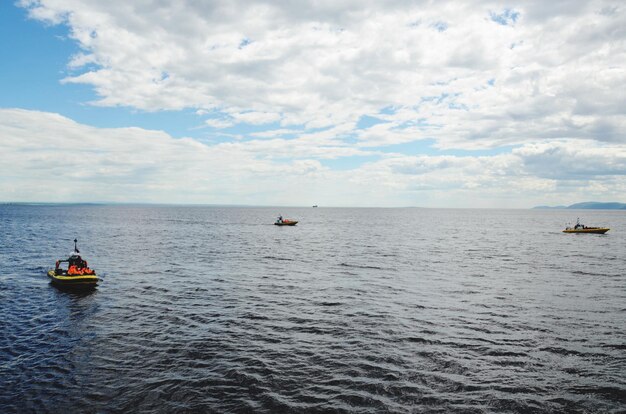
534, 202, 626, 210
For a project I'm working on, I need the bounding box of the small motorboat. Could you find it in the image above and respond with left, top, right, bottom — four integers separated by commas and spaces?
275, 215, 298, 226
47, 270, 100, 288
563, 219, 609, 234
48, 239, 100, 289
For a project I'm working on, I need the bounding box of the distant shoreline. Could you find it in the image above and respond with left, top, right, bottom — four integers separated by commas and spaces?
534, 202, 626, 210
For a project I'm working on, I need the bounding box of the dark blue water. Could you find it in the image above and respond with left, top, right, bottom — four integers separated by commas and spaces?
1, 205, 625, 413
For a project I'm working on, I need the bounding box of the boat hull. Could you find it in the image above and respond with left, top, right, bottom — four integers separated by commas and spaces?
563, 228, 609, 234
275, 221, 298, 226
47, 270, 99, 288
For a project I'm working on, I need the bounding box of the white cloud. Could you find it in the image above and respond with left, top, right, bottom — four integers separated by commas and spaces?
6, 1, 626, 206
230, 111, 281, 125
1, 109, 625, 207
513, 140, 626, 179
204, 117, 235, 129
17, 0, 626, 149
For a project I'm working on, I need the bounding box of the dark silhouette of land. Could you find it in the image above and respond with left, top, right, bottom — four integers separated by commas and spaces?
534, 202, 626, 210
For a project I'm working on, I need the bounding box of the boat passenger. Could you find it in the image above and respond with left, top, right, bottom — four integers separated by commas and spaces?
66, 251, 94, 275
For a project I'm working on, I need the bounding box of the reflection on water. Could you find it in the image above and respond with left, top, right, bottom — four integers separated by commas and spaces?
1, 205, 625, 413
51, 283, 97, 296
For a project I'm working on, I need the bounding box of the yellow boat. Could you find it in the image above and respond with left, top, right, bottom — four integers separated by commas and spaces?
563, 219, 609, 234
563, 227, 609, 234
47, 269, 100, 288
47, 239, 100, 289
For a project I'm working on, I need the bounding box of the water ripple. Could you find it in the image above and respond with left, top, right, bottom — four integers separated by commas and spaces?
1, 205, 625, 413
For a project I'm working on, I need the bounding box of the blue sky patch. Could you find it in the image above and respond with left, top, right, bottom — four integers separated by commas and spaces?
370, 139, 437, 155
378, 106, 397, 116
448, 102, 469, 111
238, 38, 252, 49
0, 3, 87, 111
490, 9, 520, 26
432, 21, 448, 32
357, 115, 388, 129
392, 118, 438, 131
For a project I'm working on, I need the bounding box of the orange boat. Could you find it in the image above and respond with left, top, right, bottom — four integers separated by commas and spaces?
275, 216, 298, 226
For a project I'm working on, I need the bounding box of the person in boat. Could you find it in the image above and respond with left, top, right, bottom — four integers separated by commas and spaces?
277, 215, 283, 223
68, 251, 85, 275
57, 250, 95, 276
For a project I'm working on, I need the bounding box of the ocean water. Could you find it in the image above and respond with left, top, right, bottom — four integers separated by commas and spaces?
0, 205, 625, 413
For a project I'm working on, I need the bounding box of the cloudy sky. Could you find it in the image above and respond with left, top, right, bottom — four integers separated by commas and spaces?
1, 0, 625, 207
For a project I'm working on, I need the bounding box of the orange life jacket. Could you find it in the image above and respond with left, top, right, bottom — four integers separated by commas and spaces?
67, 265, 81, 275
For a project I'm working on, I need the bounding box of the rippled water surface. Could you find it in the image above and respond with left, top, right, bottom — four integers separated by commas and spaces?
1, 205, 625, 413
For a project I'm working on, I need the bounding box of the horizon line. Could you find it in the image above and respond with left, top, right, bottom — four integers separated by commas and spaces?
0, 201, 530, 209
2, 201, 624, 209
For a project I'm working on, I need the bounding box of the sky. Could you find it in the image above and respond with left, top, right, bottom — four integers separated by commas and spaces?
0, 0, 625, 207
